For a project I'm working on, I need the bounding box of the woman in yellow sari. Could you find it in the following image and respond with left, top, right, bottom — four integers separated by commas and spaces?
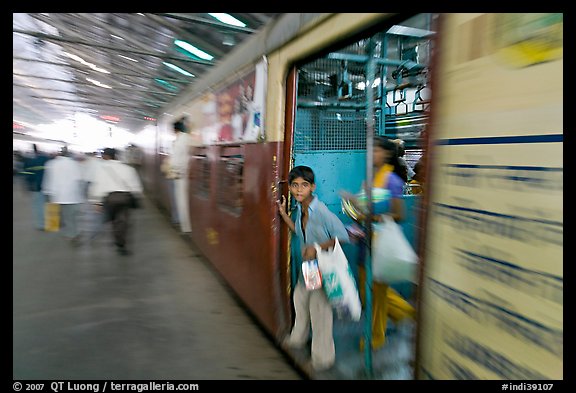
358, 136, 415, 351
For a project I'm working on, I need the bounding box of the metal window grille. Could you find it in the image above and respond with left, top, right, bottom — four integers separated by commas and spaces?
216, 157, 244, 215
191, 156, 211, 199
294, 108, 379, 152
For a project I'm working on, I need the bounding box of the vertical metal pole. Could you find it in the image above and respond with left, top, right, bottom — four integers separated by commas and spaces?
380, 33, 388, 134
363, 37, 376, 377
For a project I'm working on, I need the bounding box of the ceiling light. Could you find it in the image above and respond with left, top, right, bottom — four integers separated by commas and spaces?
174, 39, 214, 61
222, 33, 235, 46
155, 78, 178, 91
118, 54, 139, 62
208, 13, 246, 27
63, 52, 110, 74
90, 65, 110, 74
86, 77, 112, 89
162, 62, 195, 77
110, 34, 125, 40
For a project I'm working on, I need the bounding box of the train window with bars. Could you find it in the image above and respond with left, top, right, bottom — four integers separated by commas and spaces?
216, 154, 244, 215
294, 108, 372, 152
191, 153, 210, 199
294, 19, 432, 151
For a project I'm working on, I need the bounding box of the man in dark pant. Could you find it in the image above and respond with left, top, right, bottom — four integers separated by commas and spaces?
88, 148, 143, 256
103, 191, 133, 255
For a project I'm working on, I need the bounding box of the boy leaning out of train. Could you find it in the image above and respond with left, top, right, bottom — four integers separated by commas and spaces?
277, 165, 350, 371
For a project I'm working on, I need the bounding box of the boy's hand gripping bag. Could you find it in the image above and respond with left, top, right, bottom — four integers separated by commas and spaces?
315, 238, 362, 321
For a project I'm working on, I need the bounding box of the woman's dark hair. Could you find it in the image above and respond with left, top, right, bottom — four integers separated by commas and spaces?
374, 136, 407, 182
288, 165, 315, 185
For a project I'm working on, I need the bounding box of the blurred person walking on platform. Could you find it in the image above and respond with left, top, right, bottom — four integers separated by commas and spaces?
87, 148, 143, 256
124, 143, 144, 180
42, 146, 84, 244
80, 152, 106, 241
13, 150, 24, 184
277, 165, 350, 371
21, 144, 51, 231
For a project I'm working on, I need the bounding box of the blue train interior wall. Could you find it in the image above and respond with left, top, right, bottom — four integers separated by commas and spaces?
291, 106, 421, 300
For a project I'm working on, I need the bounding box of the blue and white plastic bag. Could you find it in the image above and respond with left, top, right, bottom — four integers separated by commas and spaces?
315, 238, 362, 321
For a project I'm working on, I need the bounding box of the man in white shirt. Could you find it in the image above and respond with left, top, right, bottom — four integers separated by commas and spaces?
170, 119, 192, 234
88, 148, 143, 255
42, 146, 84, 244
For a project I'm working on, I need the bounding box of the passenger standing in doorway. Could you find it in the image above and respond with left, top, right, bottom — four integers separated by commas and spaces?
169, 118, 192, 234
393, 138, 413, 181
88, 148, 143, 255
353, 136, 415, 351
277, 165, 350, 371
408, 156, 425, 195
42, 146, 84, 244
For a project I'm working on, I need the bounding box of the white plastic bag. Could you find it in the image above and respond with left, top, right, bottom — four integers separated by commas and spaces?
315, 238, 362, 321
372, 215, 418, 283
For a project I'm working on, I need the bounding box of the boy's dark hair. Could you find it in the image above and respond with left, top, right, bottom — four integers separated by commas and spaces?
288, 165, 315, 185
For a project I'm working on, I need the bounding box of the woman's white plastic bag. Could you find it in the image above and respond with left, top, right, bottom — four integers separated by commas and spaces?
315, 238, 362, 321
372, 215, 418, 284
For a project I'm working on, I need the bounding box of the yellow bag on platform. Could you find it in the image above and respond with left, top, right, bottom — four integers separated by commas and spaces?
45, 203, 60, 232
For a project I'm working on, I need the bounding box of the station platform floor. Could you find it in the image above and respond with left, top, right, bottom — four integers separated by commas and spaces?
13, 181, 415, 381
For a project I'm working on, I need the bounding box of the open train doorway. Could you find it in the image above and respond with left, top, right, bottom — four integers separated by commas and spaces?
286, 13, 436, 379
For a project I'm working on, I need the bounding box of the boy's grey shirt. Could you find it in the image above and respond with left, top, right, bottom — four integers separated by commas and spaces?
293, 195, 350, 283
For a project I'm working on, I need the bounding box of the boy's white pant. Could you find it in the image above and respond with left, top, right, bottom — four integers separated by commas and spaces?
174, 176, 191, 233
289, 280, 335, 368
